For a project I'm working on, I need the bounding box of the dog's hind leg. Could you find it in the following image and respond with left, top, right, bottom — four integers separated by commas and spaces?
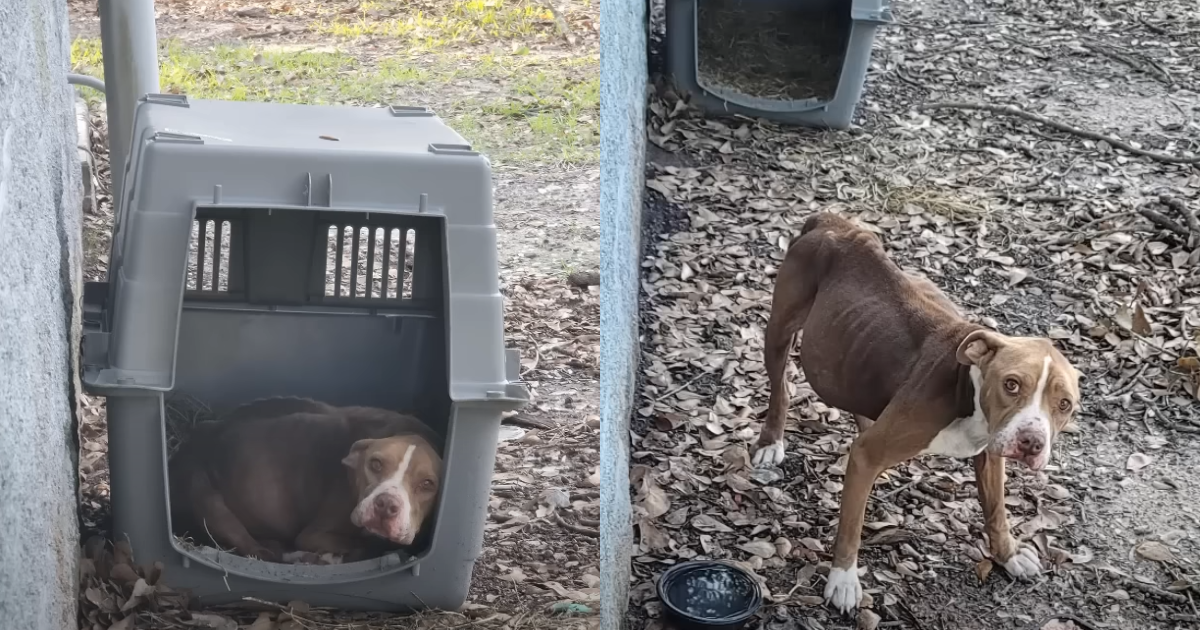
753, 243, 821, 467
188, 469, 281, 562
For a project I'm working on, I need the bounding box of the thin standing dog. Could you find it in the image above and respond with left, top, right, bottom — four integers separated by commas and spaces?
751, 213, 1081, 613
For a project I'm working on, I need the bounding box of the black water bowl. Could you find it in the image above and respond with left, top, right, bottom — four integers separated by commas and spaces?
657, 560, 763, 630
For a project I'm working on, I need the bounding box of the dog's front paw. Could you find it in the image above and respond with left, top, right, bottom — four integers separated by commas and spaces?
318, 553, 345, 565
823, 565, 862, 615
281, 550, 322, 565
1000, 546, 1041, 579
752, 440, 787, 467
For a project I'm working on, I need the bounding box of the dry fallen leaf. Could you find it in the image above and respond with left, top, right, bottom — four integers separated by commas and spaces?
637, 481, 671, 519
1007, 267, 1030, 286
691, 514, 733, 533
1069, 546, 1095, 564
1044, 484, 1071, 500
188, 613, 238, 630
738, 540, 777, 558
638, 517, 671, 550
107, 617, 134, 630
975, 558, 993, 584
1115, 304, 1134, 331
246, 612, 277, 630
1126, 452, 1153, 472
1135, 540, 1175, 563
1132, 303, 1153, 336
858, 609, 881, 630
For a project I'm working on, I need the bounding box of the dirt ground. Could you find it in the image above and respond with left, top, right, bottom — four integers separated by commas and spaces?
68, 1, 599, 628
634, 0, 1199, 629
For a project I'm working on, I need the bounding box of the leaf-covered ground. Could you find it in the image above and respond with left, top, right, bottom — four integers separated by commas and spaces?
69, 1, 599, 628
633, 0, 1200, 629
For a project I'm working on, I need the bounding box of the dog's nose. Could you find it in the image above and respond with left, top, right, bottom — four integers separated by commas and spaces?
374, 494, 401, 517
1018, 433, 1045, 456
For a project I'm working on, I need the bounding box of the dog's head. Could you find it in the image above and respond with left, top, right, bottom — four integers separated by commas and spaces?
342, 434, 442, 546
956, 330, 1081, 470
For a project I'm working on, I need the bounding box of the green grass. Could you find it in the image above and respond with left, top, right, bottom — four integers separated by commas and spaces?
313, 0, 559, 49
70, 38, 597, 165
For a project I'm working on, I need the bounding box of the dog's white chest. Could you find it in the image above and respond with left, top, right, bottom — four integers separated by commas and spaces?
920, 365, 991, 459
919, 412, 991, 458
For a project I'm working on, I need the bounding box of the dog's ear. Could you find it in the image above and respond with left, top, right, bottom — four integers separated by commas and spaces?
956, 329, 1005, 366
342, 439, 373, 469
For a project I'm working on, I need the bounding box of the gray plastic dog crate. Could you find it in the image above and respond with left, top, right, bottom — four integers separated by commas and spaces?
80, 94, 528, 611
665, 0, 891, 129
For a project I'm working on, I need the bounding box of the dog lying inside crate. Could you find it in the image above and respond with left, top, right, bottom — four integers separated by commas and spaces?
168, 397, 443, 564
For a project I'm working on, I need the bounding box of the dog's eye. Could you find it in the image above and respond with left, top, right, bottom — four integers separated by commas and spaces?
1058, 399, 1072, 412
368, 458, 383, 473
1003, 378, 1020, 394
420, 479, 436, 491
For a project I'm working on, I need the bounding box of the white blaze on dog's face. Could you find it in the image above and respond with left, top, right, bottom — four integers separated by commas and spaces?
956, 330, 1081, 470
342, 435, 441, 545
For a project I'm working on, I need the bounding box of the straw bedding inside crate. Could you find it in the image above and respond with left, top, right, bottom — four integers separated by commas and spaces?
696, 0, 852, 102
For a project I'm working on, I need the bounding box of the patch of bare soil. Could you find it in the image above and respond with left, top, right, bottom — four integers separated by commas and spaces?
494, 167, 600, 276
72, 3, 599, 627
634, 0, 1199, 629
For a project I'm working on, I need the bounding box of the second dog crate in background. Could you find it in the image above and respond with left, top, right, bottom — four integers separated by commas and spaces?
666, 0, 892, 129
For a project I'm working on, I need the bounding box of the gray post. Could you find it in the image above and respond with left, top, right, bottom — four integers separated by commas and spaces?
599, 0, 647, 627
98, 0, 161, 209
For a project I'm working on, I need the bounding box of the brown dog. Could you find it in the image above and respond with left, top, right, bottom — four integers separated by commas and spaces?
169, 397, 443, 563
751, 213, 1081, 614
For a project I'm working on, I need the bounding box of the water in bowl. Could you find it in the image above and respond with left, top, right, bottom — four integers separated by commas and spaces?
670, 567, 755, 620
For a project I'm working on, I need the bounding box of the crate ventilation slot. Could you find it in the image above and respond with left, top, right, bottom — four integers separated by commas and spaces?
188, 219, 233, 292
325, 225, 417, 300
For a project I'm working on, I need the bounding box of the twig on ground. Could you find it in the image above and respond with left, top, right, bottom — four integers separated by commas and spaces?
552, 512, 599, 538
654, 370, 713, 402
916, 481, 957, 503
503, 414, 556, 430
1121, 577, 1189, 604
1028, 276, 1094, 301
1106, 362, 1149, 399
1048, 225, 1134, 247
539, 2, 575, 45
1082, 41, 1174, 85
878, 479, 918, 501
1075, 211, 1138, 232
1160, 195, 1200, 236
919, 102, 1200, 165
520, 344, 541, 378
242, 26, 292, 39
1136, 206, 1191, 238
